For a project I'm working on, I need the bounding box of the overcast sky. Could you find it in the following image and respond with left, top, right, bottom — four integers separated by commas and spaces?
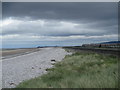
1, 2, 118, 48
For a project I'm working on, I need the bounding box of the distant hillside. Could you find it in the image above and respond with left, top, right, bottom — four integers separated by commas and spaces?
100, 41, 120, 44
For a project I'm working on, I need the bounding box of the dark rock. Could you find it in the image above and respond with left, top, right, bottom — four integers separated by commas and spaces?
46, 68, 49, 71
9, 82, 15, 85
51, 59, 56, 62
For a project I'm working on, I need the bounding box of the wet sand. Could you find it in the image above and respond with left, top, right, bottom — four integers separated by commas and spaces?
1, 48, 40, 59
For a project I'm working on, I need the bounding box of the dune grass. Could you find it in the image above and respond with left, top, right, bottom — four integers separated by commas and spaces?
16, 51, 118, 88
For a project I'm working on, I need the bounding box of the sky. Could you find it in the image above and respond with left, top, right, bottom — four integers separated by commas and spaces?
1, 2, 118, 48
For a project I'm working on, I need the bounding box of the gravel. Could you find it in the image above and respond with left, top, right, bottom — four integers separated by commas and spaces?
2, 47, 72, 88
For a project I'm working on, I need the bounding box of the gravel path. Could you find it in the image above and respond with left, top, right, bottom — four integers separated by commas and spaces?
2, 47, 71, 88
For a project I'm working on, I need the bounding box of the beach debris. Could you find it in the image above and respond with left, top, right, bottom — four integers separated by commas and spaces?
9, 82, 15, 85
45, 68, 49, 71
51, 59, 56, 62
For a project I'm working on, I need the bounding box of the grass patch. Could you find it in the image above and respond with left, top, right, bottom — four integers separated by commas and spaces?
16, 51, 118, 88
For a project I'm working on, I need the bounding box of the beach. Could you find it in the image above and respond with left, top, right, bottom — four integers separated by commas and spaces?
2, 47, 71, 88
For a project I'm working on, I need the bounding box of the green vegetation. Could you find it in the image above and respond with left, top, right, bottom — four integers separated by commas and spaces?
16, 51, 118, 88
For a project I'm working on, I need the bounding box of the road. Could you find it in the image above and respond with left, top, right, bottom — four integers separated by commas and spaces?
1, 47, 71, 88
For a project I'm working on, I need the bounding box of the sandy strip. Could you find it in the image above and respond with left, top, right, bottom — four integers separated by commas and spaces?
2, 48, 40, 59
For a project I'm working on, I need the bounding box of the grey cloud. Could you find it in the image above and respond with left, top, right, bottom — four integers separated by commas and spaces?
1, 2, 118, 48
2, 2, 118, 36
3, 2, 118, 21
2, 18, 117, 37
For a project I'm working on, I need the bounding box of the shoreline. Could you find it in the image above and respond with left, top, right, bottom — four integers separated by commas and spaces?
1, 48, 40, 59
2, 47, 70, 88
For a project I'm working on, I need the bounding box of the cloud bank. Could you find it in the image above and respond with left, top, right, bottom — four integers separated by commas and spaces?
1, 2, 118, 48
